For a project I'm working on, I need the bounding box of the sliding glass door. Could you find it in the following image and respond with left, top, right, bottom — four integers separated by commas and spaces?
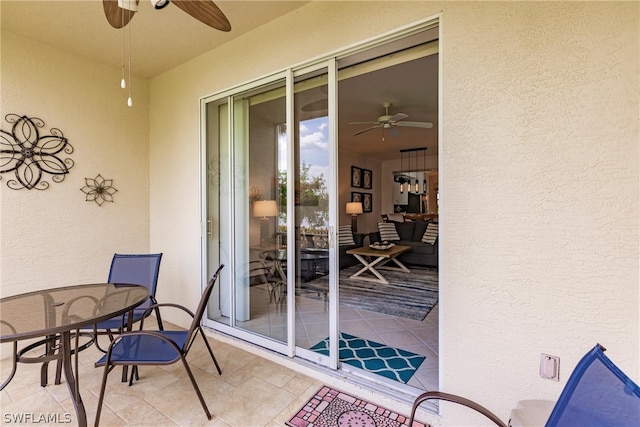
290, 64, 339, 367
202, 64, 339, 366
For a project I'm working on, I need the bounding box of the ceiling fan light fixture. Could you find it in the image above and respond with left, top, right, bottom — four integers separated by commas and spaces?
150, 0, 170, 9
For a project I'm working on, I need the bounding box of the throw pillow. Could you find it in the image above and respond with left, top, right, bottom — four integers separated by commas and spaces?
412, 220, 429, 241
378, 221, 400, 241
338, 225, 356, 246
421, 222, 438, 244
396, 222, 416, 241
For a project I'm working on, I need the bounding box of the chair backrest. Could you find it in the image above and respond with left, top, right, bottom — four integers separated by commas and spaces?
184, 264, 225, 350
107, 253, 163, 310
545, 344, 640, 427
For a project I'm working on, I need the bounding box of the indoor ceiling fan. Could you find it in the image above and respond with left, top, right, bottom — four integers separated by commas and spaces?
350, 102, 433, 137
103, 0, 231, 31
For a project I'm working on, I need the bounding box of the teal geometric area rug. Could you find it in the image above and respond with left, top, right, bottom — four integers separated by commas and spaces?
302, 265, 438, 321
286, 386, 428, 427
310, 333, 426, 384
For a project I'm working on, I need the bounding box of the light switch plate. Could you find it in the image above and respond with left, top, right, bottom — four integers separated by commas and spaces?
540, 353, 560, 381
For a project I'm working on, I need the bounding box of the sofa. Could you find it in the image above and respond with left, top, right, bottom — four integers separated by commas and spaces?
369, 219, 438, 268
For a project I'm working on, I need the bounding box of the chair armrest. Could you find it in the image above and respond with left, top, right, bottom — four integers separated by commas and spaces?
409, 391, 506, 427
139, 303, 195, 329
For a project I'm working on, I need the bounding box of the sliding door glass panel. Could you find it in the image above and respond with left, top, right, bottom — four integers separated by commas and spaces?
292, 69, 332, 353
205, 98, 227, 324
232, 79, 288, 343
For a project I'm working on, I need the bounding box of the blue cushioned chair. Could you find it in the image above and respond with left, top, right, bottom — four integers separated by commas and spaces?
93, 253, 164, 346
48, 253, 163, 386
94, 264, 224, 426
409, 344, 640, 427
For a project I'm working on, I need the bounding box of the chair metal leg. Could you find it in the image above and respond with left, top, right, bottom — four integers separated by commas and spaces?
94, 364, 115, 427
198, 327, 221, 375
155, 307, 164, 330
180, 357, 212, 420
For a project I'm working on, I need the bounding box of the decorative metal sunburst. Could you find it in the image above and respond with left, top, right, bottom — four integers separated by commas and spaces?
80, 174, 118, 206
0, 114, 74, 190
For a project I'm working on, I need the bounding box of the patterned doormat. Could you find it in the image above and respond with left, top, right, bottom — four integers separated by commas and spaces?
310, 333, 426, 384
287, 386, 428, 427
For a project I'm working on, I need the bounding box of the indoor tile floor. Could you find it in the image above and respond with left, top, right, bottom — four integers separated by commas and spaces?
0, 325, 324, 426
238, 285, 439, 392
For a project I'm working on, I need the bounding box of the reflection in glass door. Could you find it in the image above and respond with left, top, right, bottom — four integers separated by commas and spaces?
291, 65, 338, 368
207, 78, 290, 346
203, 64, 338, 367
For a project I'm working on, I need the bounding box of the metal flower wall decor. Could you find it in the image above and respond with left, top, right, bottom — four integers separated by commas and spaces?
0, 114, 74, 190
81, 174, 118, 206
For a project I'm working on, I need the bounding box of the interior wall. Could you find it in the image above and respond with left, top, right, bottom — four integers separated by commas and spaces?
338, 148, 381, 235
147, 1, 638, 425
1, 31, 151, 300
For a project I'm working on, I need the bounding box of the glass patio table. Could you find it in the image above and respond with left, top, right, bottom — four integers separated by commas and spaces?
0, 283, 149, 427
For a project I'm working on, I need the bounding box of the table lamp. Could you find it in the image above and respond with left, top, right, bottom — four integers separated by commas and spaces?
254, 200, 277, 247
346, 202, 363, 233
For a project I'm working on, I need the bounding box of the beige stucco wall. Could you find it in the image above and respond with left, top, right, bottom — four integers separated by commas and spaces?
1, 1, 638, 425
149, 1, 638, 425
0, 32, 151, 297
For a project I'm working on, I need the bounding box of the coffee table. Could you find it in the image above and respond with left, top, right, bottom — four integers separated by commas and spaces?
346, 245, 412, 284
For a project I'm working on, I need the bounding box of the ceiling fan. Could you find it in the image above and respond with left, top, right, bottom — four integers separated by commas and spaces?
103, 0, 231, 31
350, 102, 433, 137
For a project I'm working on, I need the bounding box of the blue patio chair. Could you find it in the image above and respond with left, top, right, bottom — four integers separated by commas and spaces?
94, 264, 224, 426
48, 253, 163, 385
94, 253, 165, 346
409, 344, 640, 427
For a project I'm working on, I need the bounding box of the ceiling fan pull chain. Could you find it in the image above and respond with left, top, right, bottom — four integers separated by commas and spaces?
120, 6, 126, 89
127, 10, 133, 107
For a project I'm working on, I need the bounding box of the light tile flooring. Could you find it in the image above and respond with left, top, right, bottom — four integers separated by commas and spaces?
1, 325, 325, 426
236, 282, 439, 391
1, 278, 439, 426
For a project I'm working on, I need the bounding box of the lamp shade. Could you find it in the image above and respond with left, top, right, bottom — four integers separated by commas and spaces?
346, 202, 363, 215
254, 200, 277, 218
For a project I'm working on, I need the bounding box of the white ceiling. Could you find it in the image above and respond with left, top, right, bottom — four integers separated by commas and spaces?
2, 0, 438, 161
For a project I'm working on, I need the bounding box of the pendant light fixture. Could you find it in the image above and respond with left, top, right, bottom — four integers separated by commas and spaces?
127, 18, 132, 107
399, 150, 404, 194
422, 147, 427, 194
414, 149, 419, 193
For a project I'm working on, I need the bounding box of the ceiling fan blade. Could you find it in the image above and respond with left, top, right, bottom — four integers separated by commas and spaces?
173, 0, 231, 31
388, 113, 408, 122
396, 121, 434, 128
103, 0, 137, 29
353, 125, 381, 136
302, 99, 328, 112
349, 121, 379, 125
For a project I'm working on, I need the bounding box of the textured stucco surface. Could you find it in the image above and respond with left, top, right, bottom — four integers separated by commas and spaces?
1, 33, 151, 297
149, 2, 638, 425
1, 1, 638, 425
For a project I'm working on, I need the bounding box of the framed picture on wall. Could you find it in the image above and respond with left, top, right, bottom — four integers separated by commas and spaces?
362, 193, 372, 212
351, 166, 362, 188
351, 192, 362, 203
362, 169, 372, 189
